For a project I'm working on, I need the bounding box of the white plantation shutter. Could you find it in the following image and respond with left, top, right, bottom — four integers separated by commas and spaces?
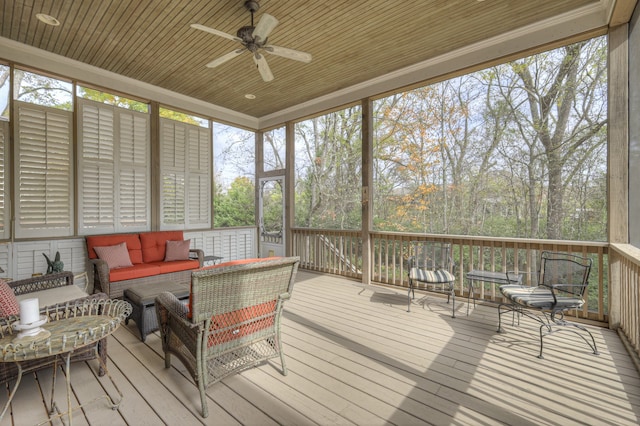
187, 127, 211, 226
162, 172, 185, 225
78, 99, 149, 234
119, 113, 149, 228
161, 121, 186, 227
79, 103, 115, 230
160, 119, 211, 229
0, 121, 7, 239
15, 102, 73, 238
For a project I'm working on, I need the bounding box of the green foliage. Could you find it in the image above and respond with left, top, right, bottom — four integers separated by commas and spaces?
261, 180, 283, 234
213, 176, 255, 227
78, 86, 149, 112
159, 107, 205, 126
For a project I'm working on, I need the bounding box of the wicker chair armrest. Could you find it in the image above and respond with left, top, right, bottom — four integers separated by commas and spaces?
189, 248, 204, 267
279, 292, 292, 301
156, 291, 195, 328
89, 258, 111, 295
8, 271, 74, 296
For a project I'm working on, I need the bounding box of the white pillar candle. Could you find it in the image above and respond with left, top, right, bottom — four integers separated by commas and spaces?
19, 298, 40, 325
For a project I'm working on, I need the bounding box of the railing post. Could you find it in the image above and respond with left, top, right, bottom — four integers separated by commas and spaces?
361, 98, 373, 285
608, 24, 630, 329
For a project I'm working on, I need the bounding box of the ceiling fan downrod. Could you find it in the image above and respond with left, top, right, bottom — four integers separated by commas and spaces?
238, 0, 261, 49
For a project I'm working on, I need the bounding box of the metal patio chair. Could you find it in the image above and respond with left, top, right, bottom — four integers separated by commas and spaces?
497, 251, 597, 358
407, 241, 456, 317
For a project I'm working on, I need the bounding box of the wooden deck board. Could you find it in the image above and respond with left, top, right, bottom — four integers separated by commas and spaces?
1, 270, 639, 425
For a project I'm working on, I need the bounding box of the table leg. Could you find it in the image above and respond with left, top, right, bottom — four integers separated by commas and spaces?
41, 352, 74, 425
37, 348, 123, 425
0, 363, 23, 421
466, 279, 476, 315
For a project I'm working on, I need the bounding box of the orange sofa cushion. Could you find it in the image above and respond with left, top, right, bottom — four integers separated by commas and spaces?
148, 259, 200, 274
109, 264, 161, 282
86, 234, 143, 264
140, 231, 185, 263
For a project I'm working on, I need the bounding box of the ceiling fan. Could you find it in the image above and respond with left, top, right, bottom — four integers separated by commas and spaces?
191, 0, 312, 82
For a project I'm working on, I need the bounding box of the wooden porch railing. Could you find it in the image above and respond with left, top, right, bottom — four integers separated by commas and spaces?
291, 228, 362, 278
291, 228, 610, 323
609, 243, 640, 360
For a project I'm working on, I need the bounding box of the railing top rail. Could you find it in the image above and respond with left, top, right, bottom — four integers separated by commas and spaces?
370, 231, 609, 248
292, 228, 608, 253
610, 243, 640, 265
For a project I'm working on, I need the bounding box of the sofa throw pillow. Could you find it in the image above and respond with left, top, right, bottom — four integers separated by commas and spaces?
94, 242, 133, 269
0, 279, 19, 317
164, 239, 190, 261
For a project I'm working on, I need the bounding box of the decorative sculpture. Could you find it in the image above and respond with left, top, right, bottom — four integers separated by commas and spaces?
43, 251, 64, 274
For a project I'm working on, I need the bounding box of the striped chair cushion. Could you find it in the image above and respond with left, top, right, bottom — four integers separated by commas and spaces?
409, 268, 454, 283
500, 285, 584, 310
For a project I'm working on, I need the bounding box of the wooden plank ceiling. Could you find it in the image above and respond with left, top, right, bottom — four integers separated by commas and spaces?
1, 0, 600, 118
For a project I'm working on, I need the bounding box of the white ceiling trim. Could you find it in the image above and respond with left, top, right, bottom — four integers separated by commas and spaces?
0, 37, 259, 129
258, 2, 611, 129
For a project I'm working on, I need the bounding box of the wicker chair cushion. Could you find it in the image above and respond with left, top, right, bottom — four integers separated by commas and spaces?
187, 258, 267, 319
500, 284, 585, 310
94, 242, 134, 269
15, 284, 87, 307
0, 279, 19, 316
164, 239, 191, 261
207, 300, 276, 347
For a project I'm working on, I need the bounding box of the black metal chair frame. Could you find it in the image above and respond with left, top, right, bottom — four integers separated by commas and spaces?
497, 251, 598, 358
407, 241, 456, 317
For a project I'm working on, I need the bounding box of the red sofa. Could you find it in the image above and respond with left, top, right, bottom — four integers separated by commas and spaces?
86, 231, 204, 298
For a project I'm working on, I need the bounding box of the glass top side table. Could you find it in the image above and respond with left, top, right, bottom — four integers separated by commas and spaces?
0, 298, 131, 425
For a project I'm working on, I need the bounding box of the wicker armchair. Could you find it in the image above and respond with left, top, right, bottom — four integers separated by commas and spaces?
0, 273, 110, 385
156, 257, 300, 417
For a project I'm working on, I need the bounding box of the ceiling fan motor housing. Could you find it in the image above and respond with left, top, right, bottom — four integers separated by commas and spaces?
237, 26, 255, 44
244, 0, 260, 13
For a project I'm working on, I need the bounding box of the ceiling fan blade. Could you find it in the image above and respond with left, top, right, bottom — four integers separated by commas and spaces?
252, 14, 279, 43
206, 49, 244, 68
191, 23, 240, 42
263, 45, 312, 63
253, 53, 274, 82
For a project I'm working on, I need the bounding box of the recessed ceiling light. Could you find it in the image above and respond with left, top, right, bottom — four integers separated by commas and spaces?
245, 94, 256, 99
36, 13, 60, 26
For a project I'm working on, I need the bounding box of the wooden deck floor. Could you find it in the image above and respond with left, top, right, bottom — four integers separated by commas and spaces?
2, 270, 640, 425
